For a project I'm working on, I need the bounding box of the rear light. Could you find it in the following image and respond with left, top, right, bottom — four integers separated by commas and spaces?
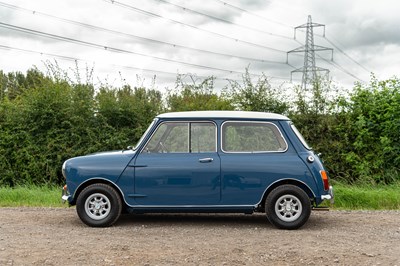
320, 170, 330, 191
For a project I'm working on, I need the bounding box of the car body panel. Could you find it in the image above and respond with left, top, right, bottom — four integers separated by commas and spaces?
62, 111, 333, 213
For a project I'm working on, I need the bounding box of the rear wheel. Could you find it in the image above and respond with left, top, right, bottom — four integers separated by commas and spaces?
265, 185, 311, 230
76, 183, 122, 227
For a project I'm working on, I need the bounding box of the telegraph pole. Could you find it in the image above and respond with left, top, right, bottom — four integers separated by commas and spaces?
287, 15, 333, 89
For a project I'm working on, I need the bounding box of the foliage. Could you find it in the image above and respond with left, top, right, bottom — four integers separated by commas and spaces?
0, 66, 399, 187
331, 181, 400, 209
0, 185, 64, 207
342, 77, 400, 184
224, 69, 289, 114
0, 67, 162, 186
166, 75, 233, 111
2, 182, 400, 209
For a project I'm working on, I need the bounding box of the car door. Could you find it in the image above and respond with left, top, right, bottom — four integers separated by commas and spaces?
133, 121, 221, 206
219, 121, 297, 205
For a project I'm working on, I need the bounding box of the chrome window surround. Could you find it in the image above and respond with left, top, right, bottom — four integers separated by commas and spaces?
220, 121, 288, 153
133, 118, 158, 150
140, 120, 218, 153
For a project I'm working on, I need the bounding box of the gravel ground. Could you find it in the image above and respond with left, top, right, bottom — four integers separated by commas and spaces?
0, 207, 400, 265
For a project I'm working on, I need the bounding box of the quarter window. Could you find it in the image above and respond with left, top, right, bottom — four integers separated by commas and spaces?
222, 121, 287, 152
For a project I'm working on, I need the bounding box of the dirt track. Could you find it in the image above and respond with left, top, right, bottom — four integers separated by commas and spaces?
0, 208, 399, 265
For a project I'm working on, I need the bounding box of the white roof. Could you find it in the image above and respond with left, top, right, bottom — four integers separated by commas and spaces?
157, 111, 289, 120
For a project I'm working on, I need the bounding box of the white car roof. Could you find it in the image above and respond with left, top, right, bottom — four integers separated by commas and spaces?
157, 111, 289, 120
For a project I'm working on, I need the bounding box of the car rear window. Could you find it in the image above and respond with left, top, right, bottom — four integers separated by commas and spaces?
290, 123, 312, 150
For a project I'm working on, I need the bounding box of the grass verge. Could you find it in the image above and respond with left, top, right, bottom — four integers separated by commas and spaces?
331, 181, 400, 210
0, 185, 65, 207
0, 182, 399, 209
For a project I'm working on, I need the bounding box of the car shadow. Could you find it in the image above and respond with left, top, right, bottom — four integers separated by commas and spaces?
115, 212, 274, 228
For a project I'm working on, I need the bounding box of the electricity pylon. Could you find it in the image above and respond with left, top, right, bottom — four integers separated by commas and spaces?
287, 15, 333, 89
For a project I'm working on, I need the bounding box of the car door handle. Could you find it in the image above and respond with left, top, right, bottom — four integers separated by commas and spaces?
199, 158, 213, 163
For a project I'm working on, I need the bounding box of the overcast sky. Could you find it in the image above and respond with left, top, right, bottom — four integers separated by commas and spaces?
0, 0, 399, 91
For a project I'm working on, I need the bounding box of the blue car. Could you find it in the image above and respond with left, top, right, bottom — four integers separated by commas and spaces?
62, 111, 333, 229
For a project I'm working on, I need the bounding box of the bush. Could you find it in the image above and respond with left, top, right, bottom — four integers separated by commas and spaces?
0, 67, 399, 186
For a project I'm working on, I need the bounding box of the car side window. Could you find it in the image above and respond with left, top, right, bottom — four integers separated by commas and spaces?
222, 121, 287, 153
190, 123, 216, 153
143, 122, 216, 153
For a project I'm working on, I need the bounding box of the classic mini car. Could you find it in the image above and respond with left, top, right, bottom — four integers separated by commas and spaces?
62, 111, 333, 229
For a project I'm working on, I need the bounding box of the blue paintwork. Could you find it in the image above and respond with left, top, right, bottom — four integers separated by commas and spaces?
63, 150, 135, 201
63, 112, 332, 212
132, 152, 221, 205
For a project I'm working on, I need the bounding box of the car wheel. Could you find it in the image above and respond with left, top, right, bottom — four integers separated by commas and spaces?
265, 185, 311, 230
76, 183, 122, 227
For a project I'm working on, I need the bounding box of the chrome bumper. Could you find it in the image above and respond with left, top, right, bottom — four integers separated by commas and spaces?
61, 186, 71, 203
321, 186, 334, 204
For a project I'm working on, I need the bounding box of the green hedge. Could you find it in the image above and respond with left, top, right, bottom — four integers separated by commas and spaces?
0, 69, 399, 186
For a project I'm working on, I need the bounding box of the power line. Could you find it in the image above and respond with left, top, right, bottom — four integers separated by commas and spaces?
213, 0, 371, 79
1, 44, 297, 83
0, 44, 241, 80
0, 2, 290, 66
292, 36, 364, 83
151, 0, 293, 40
0, 21, 260, 77
0, 44, 180, 78
288, 16, 331, 89
307, 31, 371, 75
324, 36, 371, 74
213, 0, 293, 29
101, 0, 289, 54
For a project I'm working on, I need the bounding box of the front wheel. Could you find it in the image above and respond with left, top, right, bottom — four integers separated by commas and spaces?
265, 185, 311, 230
76, 183, 122, 227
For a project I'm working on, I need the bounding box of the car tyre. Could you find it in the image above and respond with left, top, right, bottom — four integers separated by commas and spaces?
265, 185, 311, 230
76, 183, 122, 227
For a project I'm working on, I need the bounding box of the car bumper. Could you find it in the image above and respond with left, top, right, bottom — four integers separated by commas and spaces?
61, 185, 71, 203
321, 186, 334, 204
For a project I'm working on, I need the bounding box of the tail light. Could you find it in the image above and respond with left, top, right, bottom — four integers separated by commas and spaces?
320, 170, 330, 191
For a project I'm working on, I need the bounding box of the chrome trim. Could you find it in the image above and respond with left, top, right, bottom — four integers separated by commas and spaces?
72, 178, 322, 209
321, 195, 331, 200
73, 178, 258, 208
127, 204, 256, 208
199, 157, 213, 163
321, 186, 334, 204
61, 195, 71, 202
139, 120, 218, 154
256, 178, 317, 206
220, 121, 288, 153
71, 177, 260, 209
72, 177, 130, 206
61, 160, 67, 179
133, 118, 158, 151
290, 123, 312, 150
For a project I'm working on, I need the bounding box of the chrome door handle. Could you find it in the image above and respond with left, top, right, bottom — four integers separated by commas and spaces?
199, 158, 213, 163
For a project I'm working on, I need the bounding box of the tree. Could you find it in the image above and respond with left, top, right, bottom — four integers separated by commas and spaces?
343, 76, 400, 184
224, 69, 289, 114
166, 75, 233, 111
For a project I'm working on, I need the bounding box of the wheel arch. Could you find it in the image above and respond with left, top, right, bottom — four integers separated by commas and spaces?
258, 178, 315, 211
71, 178, 126, 207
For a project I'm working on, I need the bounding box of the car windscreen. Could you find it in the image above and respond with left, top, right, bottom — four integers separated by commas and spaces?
133, 118, 158, 150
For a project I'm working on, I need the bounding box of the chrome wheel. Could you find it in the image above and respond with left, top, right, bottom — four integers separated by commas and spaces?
84, 193, 111, 220
77, 184, 122, 227
275, 194, 303, 222
265, 185, 311, 229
